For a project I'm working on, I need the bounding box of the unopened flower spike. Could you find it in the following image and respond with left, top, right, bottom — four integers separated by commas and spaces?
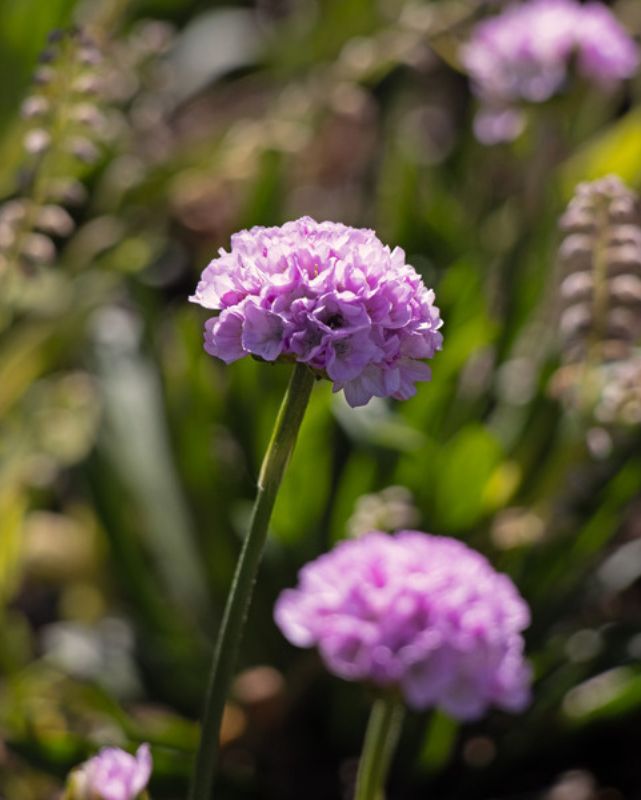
0, 28, 105, 278
552, 175, 641, 424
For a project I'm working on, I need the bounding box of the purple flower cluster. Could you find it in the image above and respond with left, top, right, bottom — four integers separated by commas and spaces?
67, 745, 152, 800
462, 0, 639, 143
275, 531, 531, 720
190, 217, 443, 407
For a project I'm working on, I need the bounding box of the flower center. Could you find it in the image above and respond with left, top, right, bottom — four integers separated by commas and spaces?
325, 313, 343, 330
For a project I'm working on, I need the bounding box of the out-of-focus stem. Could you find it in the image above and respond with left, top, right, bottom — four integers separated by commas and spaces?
354, 694, 405, 800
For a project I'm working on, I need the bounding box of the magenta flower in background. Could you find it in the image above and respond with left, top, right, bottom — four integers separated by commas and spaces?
462, 0, 639, 143
67, 744, 152, 800
275, 531, 531, 720
190, 217, 443, 407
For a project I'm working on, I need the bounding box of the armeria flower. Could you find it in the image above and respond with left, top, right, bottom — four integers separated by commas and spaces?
66, 744, 152, 800
190, 217, 443, 407
462, 0, 639, 143
275, 531, 531, 720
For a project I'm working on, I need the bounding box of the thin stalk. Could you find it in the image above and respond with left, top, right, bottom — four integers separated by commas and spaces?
588, 196, 610, 364
354, 694, 405, 800
188, 362, 315, 800
579, 195, 610, 410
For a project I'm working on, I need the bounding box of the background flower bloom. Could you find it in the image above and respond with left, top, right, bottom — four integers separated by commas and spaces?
462, 0, 639, 143
190, 217, 443, 407
275, 531, 531, 720
67, 744, 152, 800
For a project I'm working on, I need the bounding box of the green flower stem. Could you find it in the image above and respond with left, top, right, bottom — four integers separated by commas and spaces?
354, 694, 405, 800
188, 362, 315, 800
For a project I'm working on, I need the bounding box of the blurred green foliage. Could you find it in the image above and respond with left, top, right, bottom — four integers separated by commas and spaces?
1, 0, 641, 798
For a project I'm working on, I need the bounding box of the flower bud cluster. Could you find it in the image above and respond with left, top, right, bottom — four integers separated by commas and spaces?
25, 29, 106, 164
0, 29, 106, 276
558, 175, 641, 365
553, 176, 641, 425
0, 19, 176, 283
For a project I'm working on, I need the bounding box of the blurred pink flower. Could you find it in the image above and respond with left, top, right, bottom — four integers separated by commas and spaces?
67, 744, 152, 800
462, 0, 639, 142
275, 531, 532, 720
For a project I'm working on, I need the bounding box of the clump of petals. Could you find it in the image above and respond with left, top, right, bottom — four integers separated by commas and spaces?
191, 217, 443, 407
66, 744, 152, 800
275, 531, 531, 720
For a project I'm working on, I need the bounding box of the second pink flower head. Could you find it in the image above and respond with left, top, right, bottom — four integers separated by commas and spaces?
275, 531, 531, 720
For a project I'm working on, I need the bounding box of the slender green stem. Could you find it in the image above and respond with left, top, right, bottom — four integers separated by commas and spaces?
188, 362, 315, 800
354, 694, 405, 800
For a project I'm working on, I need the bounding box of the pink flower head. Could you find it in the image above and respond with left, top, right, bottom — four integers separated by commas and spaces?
576, 2, 640, 86
190, 217, 443, 407
462, 0, 639, 142
69, 744, 152, 800
275, 531, 531, 720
